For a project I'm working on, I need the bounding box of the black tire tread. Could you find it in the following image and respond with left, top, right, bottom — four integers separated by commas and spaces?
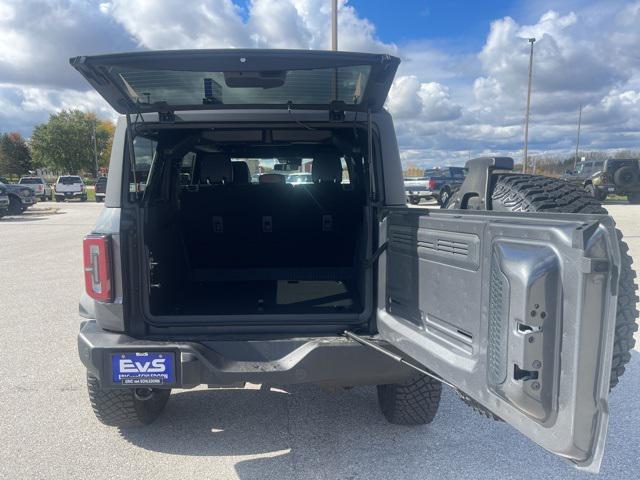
492, 174, 638, 389
377, 375, 442, 425
87, 374, 170, 428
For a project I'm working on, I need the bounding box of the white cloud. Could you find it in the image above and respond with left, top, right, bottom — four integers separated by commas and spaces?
387, 76, 461, 122
0, 83, 115, 134
0, 0, 638, 168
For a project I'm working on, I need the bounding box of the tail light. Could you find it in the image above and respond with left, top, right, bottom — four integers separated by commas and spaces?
428, 178, 437, 190
83, 235, 113, 302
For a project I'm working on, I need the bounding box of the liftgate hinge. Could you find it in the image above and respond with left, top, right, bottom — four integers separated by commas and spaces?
361, 241, 388, 269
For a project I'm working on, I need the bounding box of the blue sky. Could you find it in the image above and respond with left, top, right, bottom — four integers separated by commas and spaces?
0, 0, 638, 167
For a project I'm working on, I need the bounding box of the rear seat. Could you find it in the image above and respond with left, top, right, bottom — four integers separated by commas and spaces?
181, 154, 364, 274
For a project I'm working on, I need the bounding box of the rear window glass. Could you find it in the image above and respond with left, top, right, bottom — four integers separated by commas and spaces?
19, 178, 44, 184
59, 176, 82, 184
116, 65, 371, 108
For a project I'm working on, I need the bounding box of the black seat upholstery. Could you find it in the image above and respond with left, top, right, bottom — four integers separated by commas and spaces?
231, 161, 250, 184
181, 152, 364, 273
194, 152, 233, 184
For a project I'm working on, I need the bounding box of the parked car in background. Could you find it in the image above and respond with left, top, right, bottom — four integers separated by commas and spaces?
19, 176, 52, 201
55, 175, 87, 202
584, 159, 640, 204
286, 172, 313, 184
561, 160, 605, 187
94, 176, 108, 202
404, 166, 466, 206
0, 176, 37, 215
0, 181, 9, 218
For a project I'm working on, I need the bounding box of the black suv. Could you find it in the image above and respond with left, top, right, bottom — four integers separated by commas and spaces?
586, 159, 640, 203
564, 158, 640, 203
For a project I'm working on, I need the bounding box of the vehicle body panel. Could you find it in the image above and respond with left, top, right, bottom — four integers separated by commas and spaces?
0, 177, 37, 209
590, 159, 640, 196
55, 176, 86, 200
0, 182, 9, 215
95, 177, 108, 200
404, 167, 465, 203
377, 207, 619, 471
19, 176, 52, 199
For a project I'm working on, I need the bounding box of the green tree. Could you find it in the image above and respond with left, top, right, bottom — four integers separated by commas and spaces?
29, 110, 114, 175
0, 132, 32, 178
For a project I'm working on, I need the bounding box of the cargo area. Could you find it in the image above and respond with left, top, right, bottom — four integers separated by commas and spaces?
139, 127, 372, 323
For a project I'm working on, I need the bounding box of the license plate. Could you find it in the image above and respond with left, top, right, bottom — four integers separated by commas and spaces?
111, 352, 175, 385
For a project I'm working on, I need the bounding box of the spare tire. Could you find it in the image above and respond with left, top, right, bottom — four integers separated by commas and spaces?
490, 174, 638, 389
613, 166, 639, 187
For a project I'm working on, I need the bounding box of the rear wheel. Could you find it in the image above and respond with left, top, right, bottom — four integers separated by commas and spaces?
377, 374, 442, 425
613, 166, 639, 187
87, 374, 171, 428
8, 196, 22, 215
490, 174, 638, 389
81, 194, 87, 202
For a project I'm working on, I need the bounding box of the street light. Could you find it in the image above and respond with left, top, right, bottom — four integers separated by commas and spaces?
522, 37, 535, 173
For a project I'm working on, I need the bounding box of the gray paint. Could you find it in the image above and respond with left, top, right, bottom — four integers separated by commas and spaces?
378, 207, 620, 472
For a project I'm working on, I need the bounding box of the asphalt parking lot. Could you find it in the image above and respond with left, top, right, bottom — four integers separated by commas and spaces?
0, 202, 638, 480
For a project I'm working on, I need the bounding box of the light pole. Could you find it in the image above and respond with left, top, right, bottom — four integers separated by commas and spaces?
522, 37, 536, 173
92, 121, 99, 177
573, 104, 582, 170
331, 0, 338, 51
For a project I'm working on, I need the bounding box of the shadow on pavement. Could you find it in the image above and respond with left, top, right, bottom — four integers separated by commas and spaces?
119, 353, 639, 480
1, 215, 50, 222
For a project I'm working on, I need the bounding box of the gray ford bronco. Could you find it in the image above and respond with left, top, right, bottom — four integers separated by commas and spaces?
73, 50, 637, 473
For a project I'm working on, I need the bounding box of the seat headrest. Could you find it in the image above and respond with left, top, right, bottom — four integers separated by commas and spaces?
232, 161, 251, 184
312, 154, 342, 183
259, 173, 286, 184
197, 153, 232, 184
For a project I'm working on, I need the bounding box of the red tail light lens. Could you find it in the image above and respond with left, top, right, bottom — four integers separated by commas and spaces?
428, 178, 437, 190
83, 235, 113, 302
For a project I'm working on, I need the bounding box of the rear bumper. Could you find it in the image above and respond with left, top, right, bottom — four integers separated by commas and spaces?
78, 320, 413, 388
405, 190, 435, 197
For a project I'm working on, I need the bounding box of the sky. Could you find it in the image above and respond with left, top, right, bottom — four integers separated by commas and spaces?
0, 0, 639, 167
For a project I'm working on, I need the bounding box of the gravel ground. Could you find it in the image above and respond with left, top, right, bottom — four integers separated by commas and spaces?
0, 201, 638, 480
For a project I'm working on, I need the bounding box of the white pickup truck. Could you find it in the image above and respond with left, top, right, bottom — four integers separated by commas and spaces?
55, 175, 87, 202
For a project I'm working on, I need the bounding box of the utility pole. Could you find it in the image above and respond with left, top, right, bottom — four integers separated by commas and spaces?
92, 120, 99, 177
331, 0, 338, 51
522, 37, 536, 173
573, 104, 582, 170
